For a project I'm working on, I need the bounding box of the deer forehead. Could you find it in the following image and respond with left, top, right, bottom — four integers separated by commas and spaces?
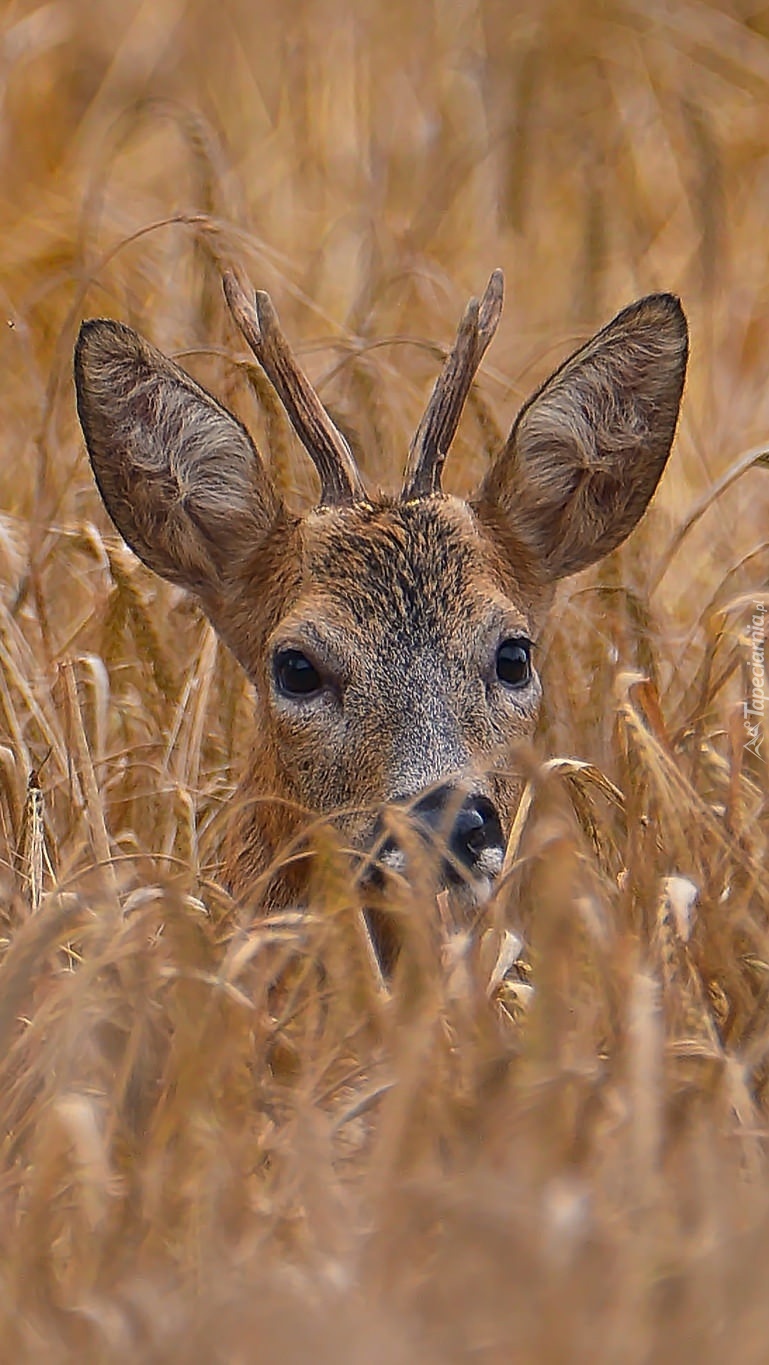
278, 496, 534, 652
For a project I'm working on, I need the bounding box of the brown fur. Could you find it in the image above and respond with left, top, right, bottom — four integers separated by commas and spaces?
74, 288, 688, 905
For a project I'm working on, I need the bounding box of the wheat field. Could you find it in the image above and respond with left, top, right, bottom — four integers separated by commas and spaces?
1, 0, 769, 1359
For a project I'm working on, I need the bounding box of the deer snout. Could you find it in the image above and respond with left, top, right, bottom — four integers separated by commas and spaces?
373, 783, 505, 888
363, 786, 507, 973
411, 786, 505, 883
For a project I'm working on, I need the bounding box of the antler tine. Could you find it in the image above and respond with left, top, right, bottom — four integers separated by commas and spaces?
223, 272, 367, 507
401, 269, 504, 501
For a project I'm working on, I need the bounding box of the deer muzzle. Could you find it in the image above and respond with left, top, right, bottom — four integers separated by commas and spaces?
372, 783, 506, 890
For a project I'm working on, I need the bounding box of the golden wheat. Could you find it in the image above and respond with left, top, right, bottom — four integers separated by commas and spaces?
0, 0, 768, 1359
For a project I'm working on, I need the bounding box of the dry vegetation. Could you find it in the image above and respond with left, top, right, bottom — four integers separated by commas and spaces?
1, 0, 769, 1359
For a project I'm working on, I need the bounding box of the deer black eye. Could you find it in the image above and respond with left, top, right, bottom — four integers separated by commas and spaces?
274, 649, 323, 698
496, 637, 531, 689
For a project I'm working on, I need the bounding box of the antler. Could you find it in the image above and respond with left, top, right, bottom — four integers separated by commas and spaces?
400, 270, 504, 501
223, 272, 367, 507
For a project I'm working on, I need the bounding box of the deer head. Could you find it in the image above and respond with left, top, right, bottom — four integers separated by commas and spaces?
74, 272, 687, 923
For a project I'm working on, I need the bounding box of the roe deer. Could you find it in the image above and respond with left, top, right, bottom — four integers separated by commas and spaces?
74, 271, 687, 937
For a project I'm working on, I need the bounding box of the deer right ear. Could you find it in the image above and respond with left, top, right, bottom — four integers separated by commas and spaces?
74, 319, 281, 593
476, 294, 688, 583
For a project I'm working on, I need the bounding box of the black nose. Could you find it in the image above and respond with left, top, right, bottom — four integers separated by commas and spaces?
410, 786, 504, 878
363, 786, 505, 973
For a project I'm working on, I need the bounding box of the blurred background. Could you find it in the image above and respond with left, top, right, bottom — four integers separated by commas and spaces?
1, 2, 769, 1360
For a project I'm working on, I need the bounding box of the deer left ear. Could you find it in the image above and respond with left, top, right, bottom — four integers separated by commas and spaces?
475, 294, 688, 582
74, 318, 281, 595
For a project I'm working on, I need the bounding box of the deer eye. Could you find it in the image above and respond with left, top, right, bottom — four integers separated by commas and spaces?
496, 637, 531, 689
274, 648, 323, 698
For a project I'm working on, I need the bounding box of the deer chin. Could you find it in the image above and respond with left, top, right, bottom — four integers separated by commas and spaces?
361, 870, 502, 978
374, 838, 504, 895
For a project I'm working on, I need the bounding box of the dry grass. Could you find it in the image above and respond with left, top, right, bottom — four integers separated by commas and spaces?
1, 0, 769, 1359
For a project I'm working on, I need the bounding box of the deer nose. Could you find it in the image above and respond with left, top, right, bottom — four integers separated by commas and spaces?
410, 786, 505, 879
364, 786, 505, 972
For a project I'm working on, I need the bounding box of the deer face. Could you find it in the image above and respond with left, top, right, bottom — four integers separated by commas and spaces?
74, 273, 687, 908
259, 496, 544, 888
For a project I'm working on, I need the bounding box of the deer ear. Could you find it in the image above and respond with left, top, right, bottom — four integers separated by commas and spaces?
476, 294, 688, 582
74, 319, 281, 593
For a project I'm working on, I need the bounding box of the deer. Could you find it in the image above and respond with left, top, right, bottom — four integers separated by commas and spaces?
73, 270, 687, 962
